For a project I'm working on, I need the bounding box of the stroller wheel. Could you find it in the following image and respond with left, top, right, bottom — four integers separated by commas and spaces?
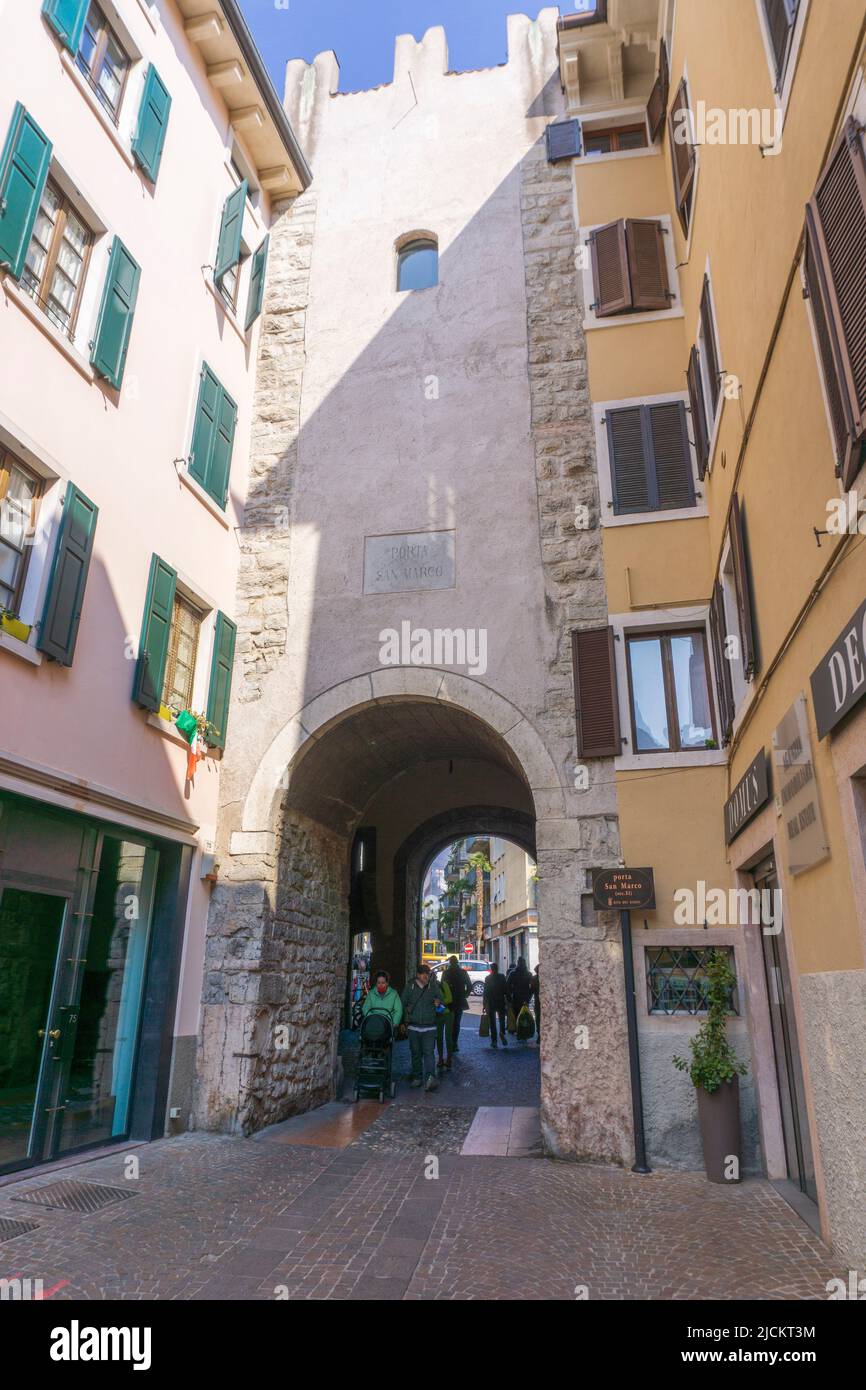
390, 1081, 397, 1098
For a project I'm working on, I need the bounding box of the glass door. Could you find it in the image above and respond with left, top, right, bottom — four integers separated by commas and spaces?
53, 834, 158, 1158
0, 887, 70, 1173
755, 861, 817, 1203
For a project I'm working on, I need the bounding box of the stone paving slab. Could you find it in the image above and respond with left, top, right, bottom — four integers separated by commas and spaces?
0, 1129, 840, 1302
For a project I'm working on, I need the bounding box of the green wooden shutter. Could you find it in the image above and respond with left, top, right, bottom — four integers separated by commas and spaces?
90, 238, 141, 389
188, 366, 219, 488
131, 65, 172, 184
0, 104, 52, 279
188, 365, 235, 506
206, 611, 237, 748
214, 180, 247, 286
133, 554, 176, 711
245, 234, 269, 330
36, 484, 98, 666
42, 0, 89, 52
208, 387, 237, 507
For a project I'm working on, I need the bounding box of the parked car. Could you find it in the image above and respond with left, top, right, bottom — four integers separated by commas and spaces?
433, 957, 492, 995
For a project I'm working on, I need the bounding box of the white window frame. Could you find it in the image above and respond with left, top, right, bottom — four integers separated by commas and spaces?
577, 106, 660, 166
579, 214, 684, 331
719, 536, 749, 715
57, 1, 146, 162
753, 0, 811, 133
0, 415, 69, 666
148, 569, 219, 740
695, 260, 725, 472
610, 607, 727, 772
207, 181, 260, 341
594, 389, 706, 528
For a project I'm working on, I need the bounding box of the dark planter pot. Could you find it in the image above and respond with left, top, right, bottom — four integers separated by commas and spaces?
696, 1076, 741, 1184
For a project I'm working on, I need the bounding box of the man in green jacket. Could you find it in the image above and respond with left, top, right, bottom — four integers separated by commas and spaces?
362, 970, 403, 1031
400, 963, 444, 1091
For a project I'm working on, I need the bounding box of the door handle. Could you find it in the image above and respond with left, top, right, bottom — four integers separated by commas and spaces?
37, 1029, 62, 1040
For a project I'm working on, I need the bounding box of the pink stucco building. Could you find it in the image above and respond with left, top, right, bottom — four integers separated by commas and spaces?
0, 0, 308, 1175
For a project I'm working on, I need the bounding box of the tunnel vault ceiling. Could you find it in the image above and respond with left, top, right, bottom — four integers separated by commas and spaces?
282, 698, 531, 834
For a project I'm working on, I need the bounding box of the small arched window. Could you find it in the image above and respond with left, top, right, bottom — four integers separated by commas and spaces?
397, 237, 438, 292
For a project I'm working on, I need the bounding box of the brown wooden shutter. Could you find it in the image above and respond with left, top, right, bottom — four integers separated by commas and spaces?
590, 219, 631, 315
805, 118, 866, 488
647, 401, 695, 508
668, 78, 696, 233
572, 627, 621, 757
708, 581, 734, 745
626, 219, 670, 310
700, 276, 721, 417
686, 345, 709, 478
646, 38, 669, 143
607, 406, 650, 513
728, 494, 758, 680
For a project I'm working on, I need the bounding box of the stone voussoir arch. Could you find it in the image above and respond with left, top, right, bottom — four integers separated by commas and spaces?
233, 667, 566, 851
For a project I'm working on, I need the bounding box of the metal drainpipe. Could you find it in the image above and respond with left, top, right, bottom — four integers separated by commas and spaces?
620, 909, 651, 1174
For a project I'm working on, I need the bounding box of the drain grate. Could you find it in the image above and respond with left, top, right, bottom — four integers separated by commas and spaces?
0, 1216, 41, 1243
11, 1180, 135, 1214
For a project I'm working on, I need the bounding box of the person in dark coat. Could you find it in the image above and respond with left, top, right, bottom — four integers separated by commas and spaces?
442, 955, 471, 1053
483, 962, 508, 1047
529, 964, 541, 1043
507, 957, 532, 1018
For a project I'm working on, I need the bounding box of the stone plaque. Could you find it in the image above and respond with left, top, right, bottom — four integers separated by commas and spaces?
772, 694, 830, 876
363, 530, 456, 595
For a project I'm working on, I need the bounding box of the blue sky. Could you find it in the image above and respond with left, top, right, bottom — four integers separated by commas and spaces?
238, 1, 581, 95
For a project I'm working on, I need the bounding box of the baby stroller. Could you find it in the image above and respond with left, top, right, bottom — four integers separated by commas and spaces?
354, 1009, 398, 1102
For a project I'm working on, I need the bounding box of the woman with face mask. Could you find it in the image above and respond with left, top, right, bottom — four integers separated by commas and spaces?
361, 969, 403, 1031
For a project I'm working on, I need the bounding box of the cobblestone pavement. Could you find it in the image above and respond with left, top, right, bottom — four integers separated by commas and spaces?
0, 1008, 838, 1301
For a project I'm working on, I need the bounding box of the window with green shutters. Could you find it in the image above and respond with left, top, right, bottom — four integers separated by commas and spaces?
188, 365, 237, 508
131, 65, 172, 184
245, 235, 269, 330
206, 611, 237, 749
132, 554, 176, 711
90, 237, 140, 389
0, 103, 53, 280
214, 180, 247, 289
36, 483, 98, 666
42, 0, 90, 53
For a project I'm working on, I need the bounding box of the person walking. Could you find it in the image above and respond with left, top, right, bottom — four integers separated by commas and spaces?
483, 962, 508, 1048
362, 970, 403, 1030
507, 956, 532, 1032
401, 963, 444, 1090
529, 964, 541, 1043
435, 971, 453, 1071
442, 954, 471, 1054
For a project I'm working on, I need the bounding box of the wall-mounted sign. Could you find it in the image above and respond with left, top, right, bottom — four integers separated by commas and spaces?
593, 867, 655, 911
772, 694, 830, 876
363, 530, 456, 594
724, 748, 771, 844
810, 596, 866, 739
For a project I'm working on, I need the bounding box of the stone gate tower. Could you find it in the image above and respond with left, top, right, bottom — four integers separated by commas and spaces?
195, 8, 633, 1165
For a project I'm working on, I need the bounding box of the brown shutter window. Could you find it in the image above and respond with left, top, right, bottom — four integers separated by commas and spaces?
762, 0, 799, 90
590, 219, 631, 315
626, 219, 671, 310
647, 401, 695, 509
709, 582, 735, 745
728, 494, 758, 680
805, 117, 866, 488
668, 78, 696, 234
572, 626, 621, 758
686, 345, 710, 478
646, 37, 669, 143
700, 276, 721, 418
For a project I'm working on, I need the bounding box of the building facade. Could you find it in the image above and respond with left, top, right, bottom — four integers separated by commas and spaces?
0, 0, 307, 1176
559, 0, 866, 1266
489, 835, 539, 970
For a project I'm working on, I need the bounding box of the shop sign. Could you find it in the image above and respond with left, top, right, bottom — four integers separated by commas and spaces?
810, 596, 866, 739
724, 748, 770, 844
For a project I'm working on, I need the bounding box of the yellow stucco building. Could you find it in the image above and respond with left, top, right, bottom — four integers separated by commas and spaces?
559, 0, 866, 1267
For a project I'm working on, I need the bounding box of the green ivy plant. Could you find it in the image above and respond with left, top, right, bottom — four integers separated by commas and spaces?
672, 949, 748, 1094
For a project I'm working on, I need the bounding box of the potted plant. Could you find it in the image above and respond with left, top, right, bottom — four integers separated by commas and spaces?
0, 607, 31, 643
673, 949, 747, 1183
